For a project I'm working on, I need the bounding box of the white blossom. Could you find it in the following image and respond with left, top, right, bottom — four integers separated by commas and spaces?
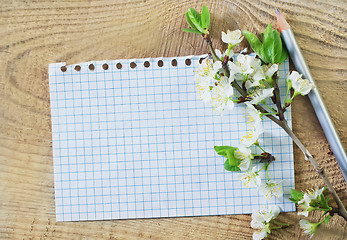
259, 180, 283, 199
221, 29, 243, 45
248, 88, 274, 105
196, 77, 212, 103
234, 145, 253, 171
245, 102, 262, 127
210, 76, 234, 113
299, 219, 316, 238
228, 54, 261, 79
298, 187, 325, 217
251, 205, 281, 240
287, 71, 313, 95
251, 217, 269, 240
252, 205, 281, 224
195, 58, 222, 81
246, 64, 278, 89
195, 58, 223, 103
239, 166, 261, 187
240, 125, 264, 147
240, 102, 264, 147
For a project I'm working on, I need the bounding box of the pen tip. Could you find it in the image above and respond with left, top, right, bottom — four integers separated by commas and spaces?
275, 7, 280, 15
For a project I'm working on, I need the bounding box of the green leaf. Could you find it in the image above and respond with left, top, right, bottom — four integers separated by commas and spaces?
263, 30, 282, 64
188, 8, 203, 33
224, 159, 241, 171
278, 46, 288, 63
290, 189, 304, 202
185, 12, 200, 32
320, 192, 326, 202
272, 30, 283, 63
262, 31, 274, 63
262, 24, 272, 42
183, 28, 202, 34
214, 146, 237, 158
243, 30, 264, 59
324, 215, 331, 224
214, 146, 240, 170
201, 5, 210, 30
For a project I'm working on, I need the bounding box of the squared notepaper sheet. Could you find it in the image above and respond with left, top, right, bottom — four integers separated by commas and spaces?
49, 55, 295, 221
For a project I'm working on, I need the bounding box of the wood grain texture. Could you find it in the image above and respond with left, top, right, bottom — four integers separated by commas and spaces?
0, 0, 347, 239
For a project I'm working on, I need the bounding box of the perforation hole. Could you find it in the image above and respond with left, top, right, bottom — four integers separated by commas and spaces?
116, 63, 122, 69
74, 65, 81, 71
157, 60, 164, 67
61, 66, 67, 72
130, 62, 137, 69
144, 61, 150, 68
171, 59, 177, 67
199, 57, 205, 64
185, 59, 191, 66
102, 63, 109, 70
89, 64, 95, 71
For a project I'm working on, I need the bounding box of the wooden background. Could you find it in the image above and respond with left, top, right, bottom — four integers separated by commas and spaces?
1, 0, 346, 239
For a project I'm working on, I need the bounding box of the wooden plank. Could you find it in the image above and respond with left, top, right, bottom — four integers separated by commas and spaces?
0, 0, 346, 239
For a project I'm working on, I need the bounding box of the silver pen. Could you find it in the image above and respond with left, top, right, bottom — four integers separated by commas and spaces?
276, 8, 347, 181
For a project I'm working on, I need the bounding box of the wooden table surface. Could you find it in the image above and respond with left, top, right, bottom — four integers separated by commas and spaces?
1, 0, 346, 239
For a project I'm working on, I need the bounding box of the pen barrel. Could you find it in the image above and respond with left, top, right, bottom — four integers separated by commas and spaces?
282, 28, 347, 181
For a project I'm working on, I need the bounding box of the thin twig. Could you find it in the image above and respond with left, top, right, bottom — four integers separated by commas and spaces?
254, 104, 347, 220
204, 35, 219, 62
273, 77, 285, 121
277, 121, 347, 220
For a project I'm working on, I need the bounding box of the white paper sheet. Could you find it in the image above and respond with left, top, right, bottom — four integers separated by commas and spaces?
49, 55, 295, 221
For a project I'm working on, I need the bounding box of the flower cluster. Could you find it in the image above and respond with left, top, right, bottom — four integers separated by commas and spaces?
251, 205, 289, 240
289, 187, 332, 237
201, 28, 295, 200
192, 15, 315, 203
290, 187, 331, 217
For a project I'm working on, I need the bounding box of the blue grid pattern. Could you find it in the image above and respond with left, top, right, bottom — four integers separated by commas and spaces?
49, 55, 295, 221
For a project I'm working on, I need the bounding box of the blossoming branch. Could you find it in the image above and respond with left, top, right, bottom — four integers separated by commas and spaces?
183, 5, 347, 239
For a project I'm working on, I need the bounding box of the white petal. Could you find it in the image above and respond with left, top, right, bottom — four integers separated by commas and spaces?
253, 69, 265, 82
288, 71, 301, 82
213, 61, 223, 72
299, 219, 315, 236
251, 219, 264, 229
292, 78, 312, 95
253, 230, 267, 240
225, 99, 235, 110
227, 61, 240, 74
240, 47, 248, 54
266, 64, 278, 77
221, 31, 229, 44
298, 210, 309, 217
270, 205, 281, 219
249, 88, 274, 104
254, 175, 262, 187
215, 49, 222, 60
239, 159, 250, 171
228, 73, 235, 83
315, 187, 325, 197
